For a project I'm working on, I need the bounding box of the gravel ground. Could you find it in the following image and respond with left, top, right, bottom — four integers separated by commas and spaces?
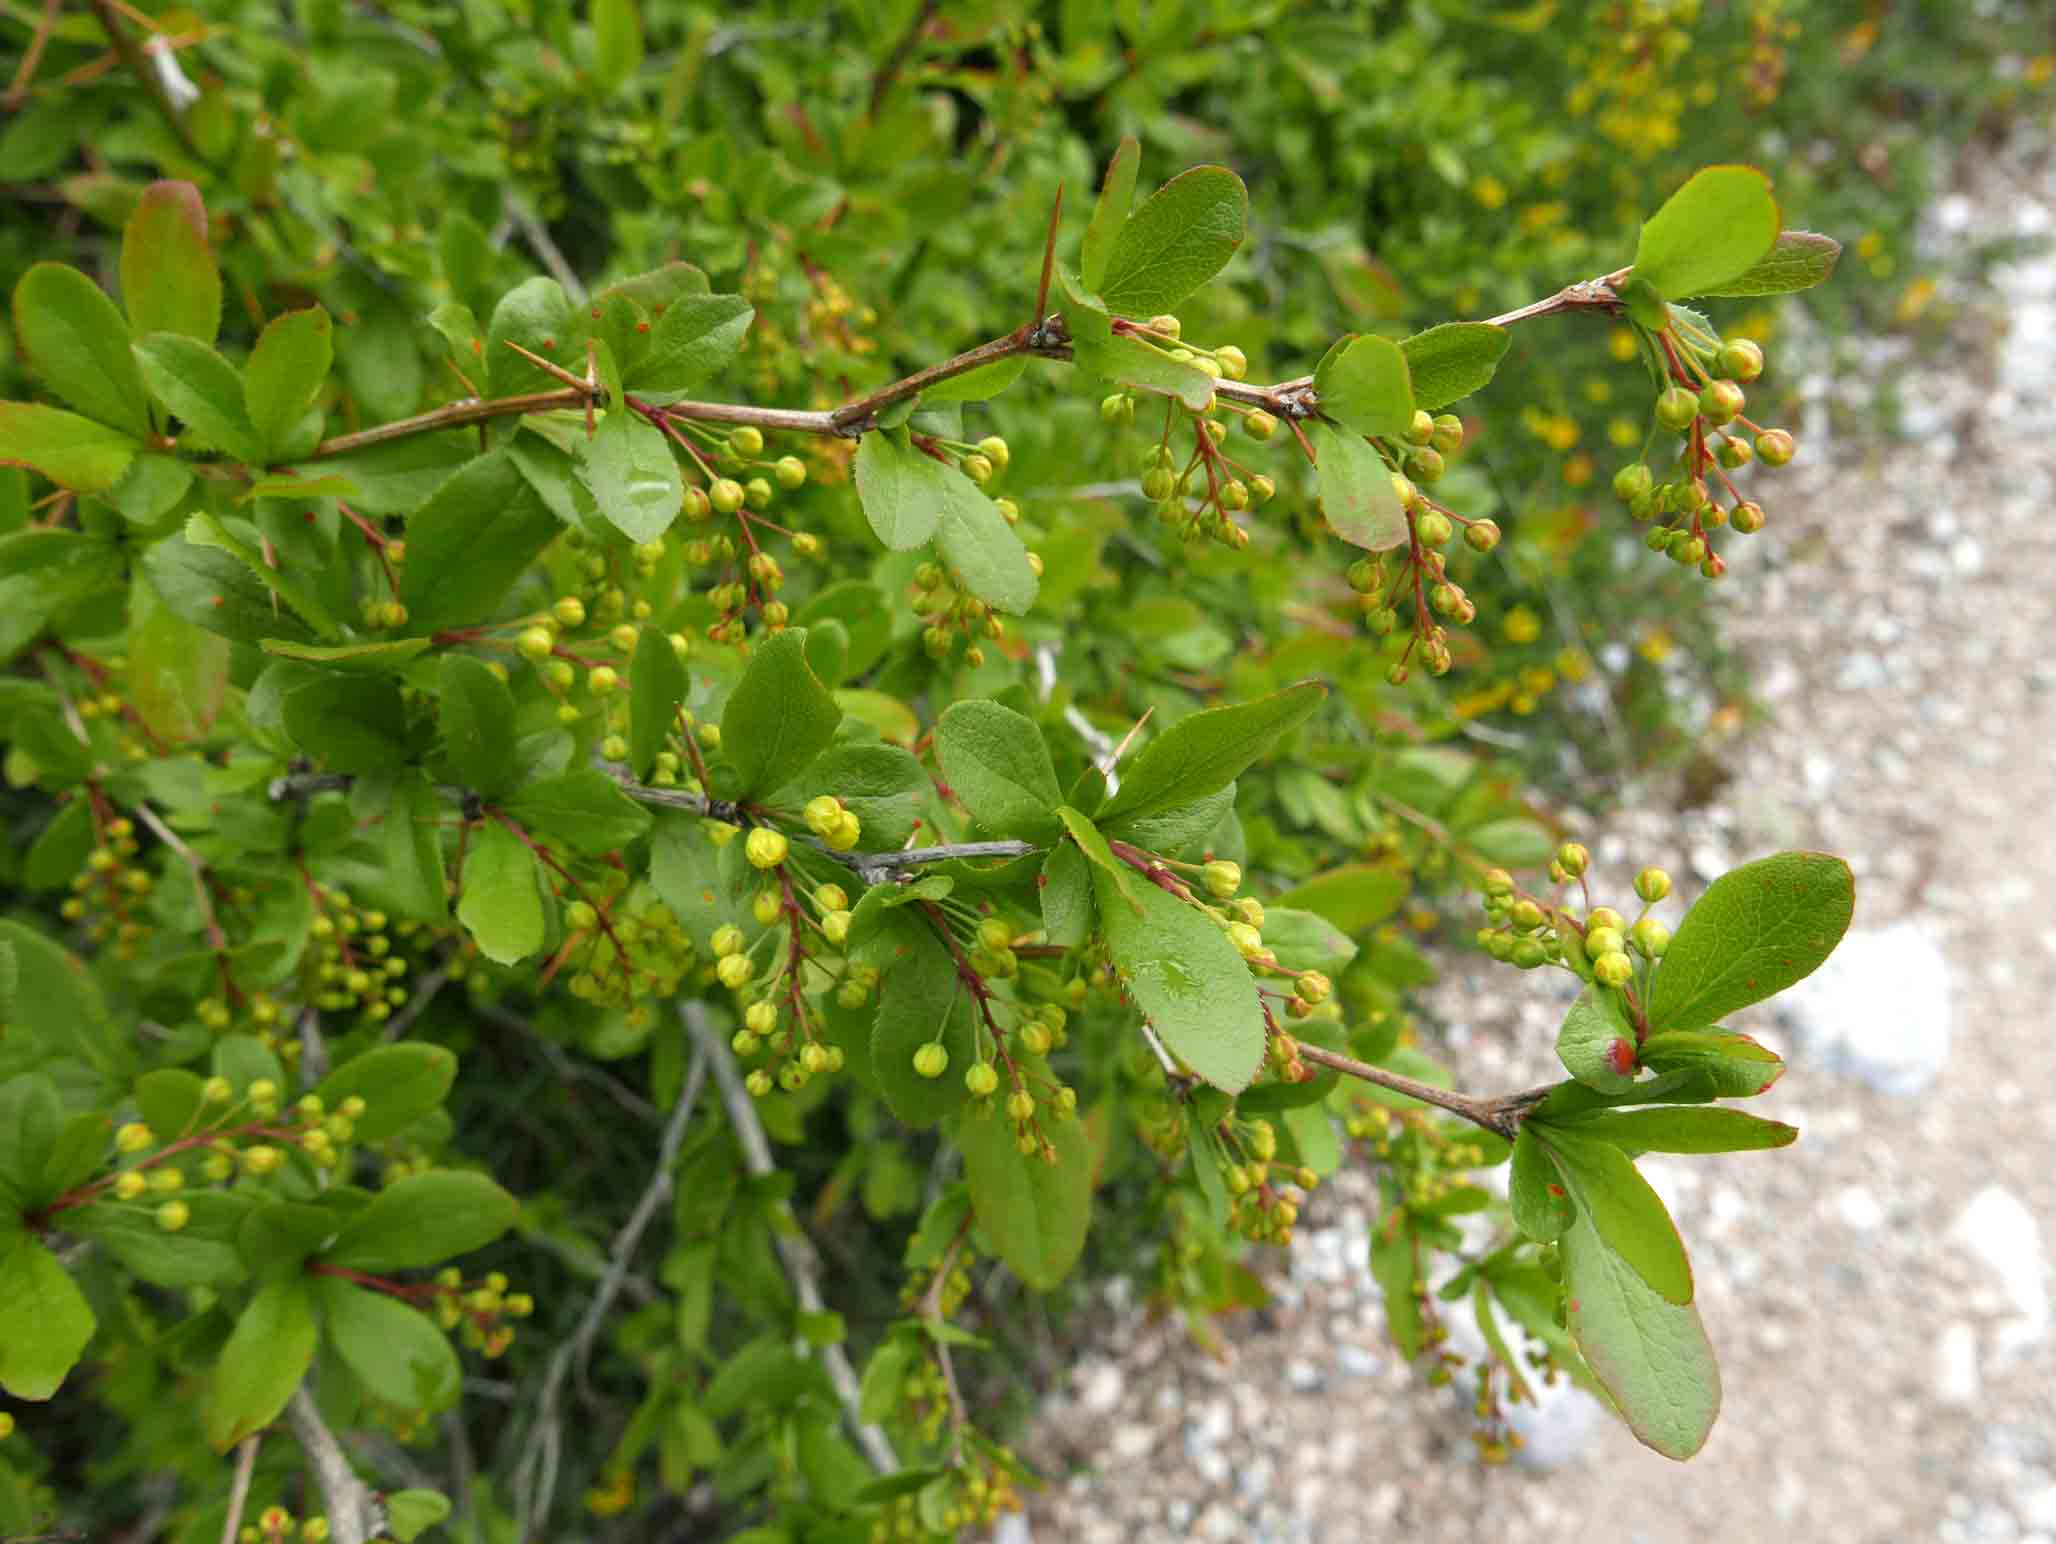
1024, 138, 2056, 1544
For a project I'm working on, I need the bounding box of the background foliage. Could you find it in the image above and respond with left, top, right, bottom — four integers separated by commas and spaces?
0, 1, 2046, 1540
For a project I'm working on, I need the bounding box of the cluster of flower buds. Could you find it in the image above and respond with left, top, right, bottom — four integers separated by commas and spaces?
1474, 847, 1675, 993
1612, 317, 1795, 578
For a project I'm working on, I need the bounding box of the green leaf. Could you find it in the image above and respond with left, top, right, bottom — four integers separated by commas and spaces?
1309, 421, 1406, 552
133, 333, 266, 464
184, 509, 340, 640
121, 180, 221, 345
0, 919, 125, 1080
1557, 1106, 1797, 1155
934, 472, 1038, 615
1098, 682, 1325, 825
870, 925, 978, 1129
384, 1491, 453, 1543
1052, 805, 1138, 911
630, 626, 688, 779
438, 654, 518, 799
1399, 323, 1510, 411
242, 307, 333, 459
283, 674, 409, 775
314, 1276, 461, 1412
1039, 842, 1093, 949
1314, 334, 1414, 439
1630, 165, 1780, 302
379, 770, 452, 926
920, 355, 1028, 404
852, 429, 946, 549
1559, 1205, 1720, 1459
315, 1042, 458, 1144
0, 1231, 95, 1399
581, 411, 682, 543
399, 449, 561, 632
934, 701, 1063, 842
1637, 1027, 1783, 1098
1259, 907, 1357, 976
324, 1170, 520, 1271
955, 1106, 1091, 1290
1096, 166, 1247, 316
780, 742, 926, 850
502, 769, 652, 855
134, 1067, 207, 1140
1648, 851, 1855, 1031
12, 262, 151, 439
206, 1278, 317, 1450
1071, 330, 1217, 411
106, 449, 194, 521
1461, 817, 1556, 869
129, 575, 230, 743
259, 639, 431, 675
1531, 1125, 1692, 1304
1080, 135, 1140, 293
720, 629, 840, 798
632, 293, 755, 401
591, 0, 644, 93
1094, 864, 1265, 1093
239, 1201, 339, 1282
486, 277, 580, 397
0, 401, 137, 492
0, 528, 120, 663
1693, 230, 1842, 298
1508, 1126, 1575, 1242
1368, 1202, 1426, 1357
1555, 985, 1639, 1093
0, 1074, 60, 1208
63, 1191, 250, 1288
457, 819, 546, 964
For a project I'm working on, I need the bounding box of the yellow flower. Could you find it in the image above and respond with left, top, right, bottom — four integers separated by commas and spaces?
1502, 606, 1543, 646
1608, 328, 1639, 362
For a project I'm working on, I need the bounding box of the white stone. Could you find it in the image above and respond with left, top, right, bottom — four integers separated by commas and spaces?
1777, 922, 1953, 1096
1078, 1360, 1124, 1416
1936, 1321, 1981, 1405
1836, 1186, 1885, 1231
1953, 1186, 2051, 1360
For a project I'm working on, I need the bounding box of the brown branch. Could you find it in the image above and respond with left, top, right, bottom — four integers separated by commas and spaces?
1295, 1042, 1555, 1141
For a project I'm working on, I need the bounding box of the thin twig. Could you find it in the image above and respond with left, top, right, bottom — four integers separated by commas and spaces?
681, 1002, 899, 1475
1295, 1042, 1555, 1140
286, 1387, 384, 1544
511, 1047, 708, 1535
84, 0, 203, 160
219, 1436, 260, 1544
503, 195, 586, 304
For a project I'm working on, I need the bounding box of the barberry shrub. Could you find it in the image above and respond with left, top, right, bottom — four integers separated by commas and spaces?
0, 69, 1856, 1544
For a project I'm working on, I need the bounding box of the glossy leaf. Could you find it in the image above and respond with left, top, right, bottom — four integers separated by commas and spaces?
1558, 1106, 1798, 1155
502, 770, 652, 855
63, 1192, 250, 1288
128, 575, 230, 743
315, 1042, 458, 1143
438, 653, 519, 798
1080, 135, 1139, 293
934, 701, 1063, 842
934, 470, 1038, 614
323, 1170, 520, 1271
242, 306, 332, 459
379, 770, 452, 926
0, 1230, 95, 1399
485, 277, 580, 397
632, 293, 755, 401
1099, 681, 1325, 825
1693, 229, 1842, 298
205, 1278, 317, 1449
1630, 165, 1780, 302
133, 333, 266, 464
0, 919, 126, 1080
315, 1276, 460, 1412
283, 674, 410, 774
1648, 851, 1855, 1031
399, 449, 562, 632
1559, 1206, 1721, 1459
780, 742, 926, 850
1508, 1126, 1575, 1242
1315, 334, 1414, 439
1259, 907, 1357, 976
1637, 1027, 1784, 1097
1555, 985, 1639, 1093
1094, 864, 1265, 1093
1399, 322, 1510, 410
1267, 867, 1403, 934
122, 181, 221, 345
1053, 805, 1138, 911
1071, 330, 1216, 411
1532, 1125, 1692, 1304
1310, 421, 1407, 551
0, 401, 137, 492
1096, 166, 1247, 316
720, 628, 840, 798
580, 411, 682, 543
1039, 842, 1093, 949
457, 818, 546, 964
956, 1106, 1092, 1290
13, 261, 152, 438
630, 625, 688, 779
870, 925, 978, 1129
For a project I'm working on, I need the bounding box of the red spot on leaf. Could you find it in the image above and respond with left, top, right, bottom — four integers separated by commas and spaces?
1606, 1038, 1637, 1076
209, 595, 224, 607
636, 320, 650, 333
1546, 1183, 1566, 1198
